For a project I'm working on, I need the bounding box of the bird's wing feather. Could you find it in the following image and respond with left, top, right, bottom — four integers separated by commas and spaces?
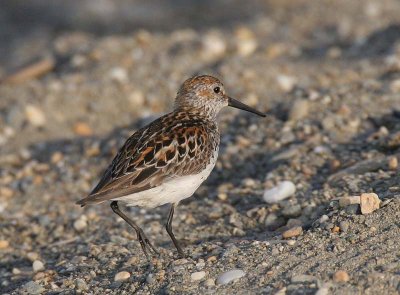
76, 113, 218, 206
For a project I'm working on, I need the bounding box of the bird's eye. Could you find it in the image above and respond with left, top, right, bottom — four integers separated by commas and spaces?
213, 86, 220, 94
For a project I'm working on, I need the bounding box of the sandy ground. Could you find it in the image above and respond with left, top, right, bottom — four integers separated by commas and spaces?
1, 1, 400, 294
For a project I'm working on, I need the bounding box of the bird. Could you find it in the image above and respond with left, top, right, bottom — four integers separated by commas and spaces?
76, 75, 265, 258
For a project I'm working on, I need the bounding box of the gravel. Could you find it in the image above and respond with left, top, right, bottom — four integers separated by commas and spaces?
1, 1, 400, 294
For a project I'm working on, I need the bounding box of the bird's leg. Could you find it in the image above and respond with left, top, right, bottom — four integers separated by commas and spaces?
110, 201, 158, 258
166, 203, 185, 258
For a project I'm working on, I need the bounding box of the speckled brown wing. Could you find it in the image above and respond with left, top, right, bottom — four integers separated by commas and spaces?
76, 112, 219, 206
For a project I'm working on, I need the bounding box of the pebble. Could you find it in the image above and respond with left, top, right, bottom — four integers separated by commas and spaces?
282, 226, 303, 239
388, 156, 398, 170
291, 274, 318, 283
24, 281, 45, 294
0, 187, 14, 198
73, 122, 93, 136
0, 240, 9, 249
51, 152, 64, 164
265, 213, 286, 230
27, 252, 39, 262
339, 221, 350, 232
114, 271, 131, 282
75, 278, 88, 291
345, 204, 360, 215
191, 271, 206, 281
263, 181, 296, 203
235, 27, 258, 56
12, 267, 21, 275
25, 105, 46, 127
204, 278, 215, 286
319, 215, 329, 223
288, 99, 309, 121
338, 196, 361, 208
286, 218, 302, 227
202, 32, 226, 59
276, 75, 297, 92
360, 193, 380, 214
73, 216, 87, 232
109, 67, 128, 83
32, 260, 45, 272
333, 270, 350, 282
216, 269, 245, 285
282, 204, 302, 218
128, 90, 145, 107
315, 283, 331, 295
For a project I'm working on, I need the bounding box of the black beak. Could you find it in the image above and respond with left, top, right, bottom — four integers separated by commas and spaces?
228, 97, 266, 117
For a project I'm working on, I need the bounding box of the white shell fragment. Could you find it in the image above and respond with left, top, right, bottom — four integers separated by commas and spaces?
263, 181, 296, 204
216, 269, 245, 285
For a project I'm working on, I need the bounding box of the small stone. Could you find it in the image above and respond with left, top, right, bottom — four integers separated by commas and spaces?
24, 281, 45, 294
291, 274, 318, 283
338, 196, 361, 208
332, 226, 340, 233
75, 278, 88, 291
282, 204, 302, 218
390, 79, 400, 92
0, 187, 14, 198
202, 32, 226, 60
277, 75, 297, 92
73, 217, 87, 232
315, 283, 331, 295
25, 105, 46, 127
282, 226, 303, 239
128, 90, 145, 107
265, 213, 286, 231
339, 221, 350, 232
388, 156, 398, 170
109, 67, 128, 83
32, 260, 45, 272
204, 278, 215, 286
0, 240, 9, 249
114, 271, 131, 282
360, 193, 380, 214
27, 252, 39, 262
345, 204, 361, 215
288, 99, 309, 121
191, 271, 206, 281
333, 270, 350, 282
286, 218, 302, 228
263, 181, 296, 203
235, 27, 258, 56
146, 274, 155, 284
73, 122, 93, 136
275, 287, 287, 295
319, 215, 329, 223
51, 152, 64, 164
12, 267, 21, 275
216, 269, 245, 285
287, 240, 296, 246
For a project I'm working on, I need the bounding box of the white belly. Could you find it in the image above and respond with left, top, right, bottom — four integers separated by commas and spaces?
114, 155, 217, 208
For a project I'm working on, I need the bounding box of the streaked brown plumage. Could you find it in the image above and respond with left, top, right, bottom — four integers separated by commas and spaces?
77, 111, 219, 206
76, 75, 265, 258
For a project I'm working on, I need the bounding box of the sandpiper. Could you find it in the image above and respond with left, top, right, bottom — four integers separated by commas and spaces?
76, 75, 265, 258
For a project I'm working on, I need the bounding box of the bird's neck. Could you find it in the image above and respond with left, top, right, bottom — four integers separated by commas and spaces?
174, 105, 219, 121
